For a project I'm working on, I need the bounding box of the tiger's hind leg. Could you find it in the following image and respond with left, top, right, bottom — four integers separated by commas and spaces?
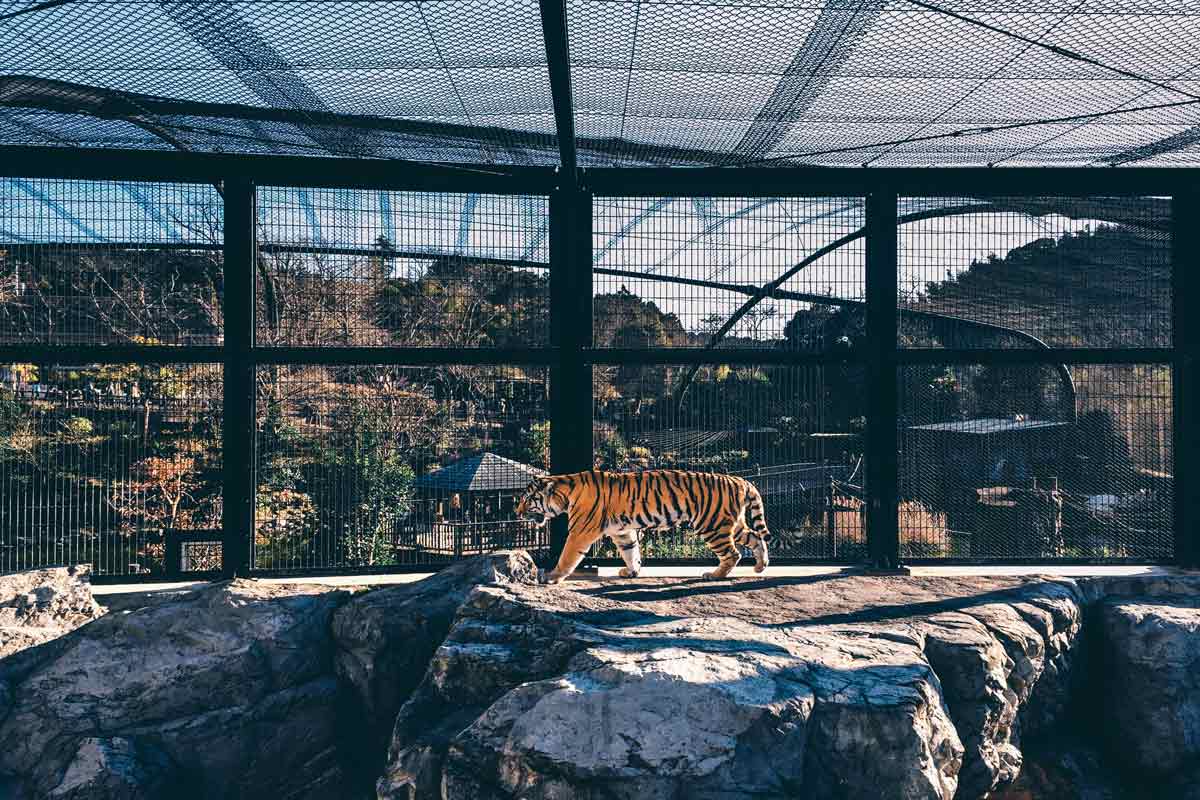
613, 530, 642, 578
700, 525, 740, 579
734, 522, 769, 574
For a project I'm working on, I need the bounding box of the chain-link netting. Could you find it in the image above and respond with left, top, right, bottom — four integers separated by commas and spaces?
1, 0, 1198, 166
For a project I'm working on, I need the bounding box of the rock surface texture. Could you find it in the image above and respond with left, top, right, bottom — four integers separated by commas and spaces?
0, 565, 103, 659
332, 551, 539, 759
0, 559, 1198, 800
0, 578, 352, 799
1100, 595, 1200, 776
379, 574, 1102, 800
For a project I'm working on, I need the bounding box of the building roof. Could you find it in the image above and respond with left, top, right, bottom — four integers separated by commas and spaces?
415, 452, 547, 493
908, 417, 1070, 435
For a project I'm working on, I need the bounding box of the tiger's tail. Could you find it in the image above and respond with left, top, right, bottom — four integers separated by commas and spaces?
744, 482, 770, 542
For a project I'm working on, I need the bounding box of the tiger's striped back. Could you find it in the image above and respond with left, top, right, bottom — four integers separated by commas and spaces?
525, 469, 771, 584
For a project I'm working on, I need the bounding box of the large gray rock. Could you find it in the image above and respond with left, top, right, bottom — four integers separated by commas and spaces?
381, 582, 965, 800
48, 737, 172, 800
332, 550, 537, 759
0, 579, 351, 799
0, 565, 103, 660
1100, 595, 1200, 775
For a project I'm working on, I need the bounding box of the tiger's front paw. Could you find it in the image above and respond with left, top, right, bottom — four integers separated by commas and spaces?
538, 568, 564, 585
701, 570, 733, 580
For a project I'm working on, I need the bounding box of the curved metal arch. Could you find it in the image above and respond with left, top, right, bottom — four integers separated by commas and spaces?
668, 198, 1135, 417
644, 197, 781, 275
593, 197, 675, 265
708, 199, 865, 286
457, 193, 479, 254
379, 191, 395, 247
9, 177, 109, 242
121, 183, 177, 242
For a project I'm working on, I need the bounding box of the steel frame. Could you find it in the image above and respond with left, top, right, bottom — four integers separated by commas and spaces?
1, 149, 1197, 578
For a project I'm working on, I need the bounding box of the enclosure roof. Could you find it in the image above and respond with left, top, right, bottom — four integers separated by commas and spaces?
909, 418, 1070, 434
415, 452, 547, 492
0, 0, 1198, 169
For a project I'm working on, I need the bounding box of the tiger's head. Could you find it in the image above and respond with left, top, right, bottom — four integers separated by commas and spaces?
514, 476, 567, 527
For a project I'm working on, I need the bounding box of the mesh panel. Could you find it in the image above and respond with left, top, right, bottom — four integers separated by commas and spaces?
898, 196, 1171, 349
592, 197, 865, 350
592, 363, 866, 561
0, 0, 559, 163
255, 188, 549, 347
0, 363, 223, 576
2, 0, 1198, 164
898, 363, 1173, 560
253, 364, 550, 572
0, 178, 224, 345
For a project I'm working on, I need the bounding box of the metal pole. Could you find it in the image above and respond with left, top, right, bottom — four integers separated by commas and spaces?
864, 189, 904, 572
221, 178, 255, 578
1173, 190, 1199, 568
548, 182, 593, 564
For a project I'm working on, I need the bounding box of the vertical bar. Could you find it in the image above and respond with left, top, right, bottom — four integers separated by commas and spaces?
222, 178, 255, 578
548, 185, 593, 563
865, 189, 902, 570
1173, 190, 1199, 567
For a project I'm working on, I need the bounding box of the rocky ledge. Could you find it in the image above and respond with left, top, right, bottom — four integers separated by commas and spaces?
0, 557, 1197, 800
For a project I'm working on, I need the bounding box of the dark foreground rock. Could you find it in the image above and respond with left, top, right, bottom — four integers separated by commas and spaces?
0, 565, 103, 660
1100, 595, 1200, 775
0, 579, 351, 799
0, 560, 1197, 800
332, 551, 538, 758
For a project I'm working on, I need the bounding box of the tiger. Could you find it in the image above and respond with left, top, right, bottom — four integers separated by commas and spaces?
514, 469, 771, 585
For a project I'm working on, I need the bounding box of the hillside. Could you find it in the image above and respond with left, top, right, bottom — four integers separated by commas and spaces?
900, 224, 1171, 349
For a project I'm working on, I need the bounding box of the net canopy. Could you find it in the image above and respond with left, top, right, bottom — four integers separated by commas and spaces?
0, 0, 1197, 169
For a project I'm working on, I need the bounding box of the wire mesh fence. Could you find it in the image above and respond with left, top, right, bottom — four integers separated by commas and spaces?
898, 363, 1173, 561
255, 188, 549, 348
897, 196, 1172, 349
0, 362, 223, 576
0, 178, 225, 346
252, 364, 550, 572
592, 197, 866, 351
591, 363, 866, 561
0, 169, 1188, 576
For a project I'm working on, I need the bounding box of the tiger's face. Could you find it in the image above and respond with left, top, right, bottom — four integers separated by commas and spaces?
514, 477, 564, 527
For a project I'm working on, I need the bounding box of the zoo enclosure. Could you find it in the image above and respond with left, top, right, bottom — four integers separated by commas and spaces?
1, 149, 1198, 578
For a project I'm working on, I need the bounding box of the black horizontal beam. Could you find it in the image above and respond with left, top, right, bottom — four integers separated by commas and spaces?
584, 348, 865, 365
582, 166, 1196, 197
4, 145, 1196, 197
0, 343, 1171, 368
0, 145, 558, 194
897, 346, 1174, 365
0, 344, 224, 363
250, 346, 560, 366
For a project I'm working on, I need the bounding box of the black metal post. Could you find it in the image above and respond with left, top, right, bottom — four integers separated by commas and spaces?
222, 178, 255, 578
548, 183, 593, 563
1173, 190, 1199, 568
864, 189, 903, 572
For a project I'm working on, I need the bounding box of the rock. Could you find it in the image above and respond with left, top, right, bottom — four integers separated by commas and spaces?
382, 582, 964, 800
48, 737, 171, 800
0, 565, 103, 660
0, 579, 351, 799
332, 550, 537, 762
919, 612, 1022, 798
1099, 595, 1200, 775
991, 735, 1131, 800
